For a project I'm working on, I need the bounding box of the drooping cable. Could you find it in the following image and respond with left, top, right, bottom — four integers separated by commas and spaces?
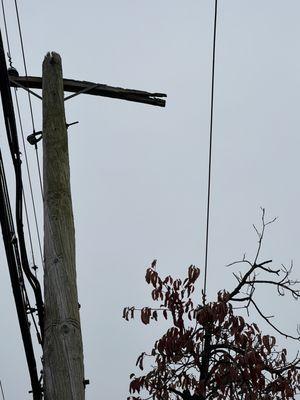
203, 0, 218, 301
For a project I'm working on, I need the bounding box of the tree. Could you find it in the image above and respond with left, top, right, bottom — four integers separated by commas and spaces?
123, 210, 300, 400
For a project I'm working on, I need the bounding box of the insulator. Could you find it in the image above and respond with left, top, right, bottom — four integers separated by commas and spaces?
7, 66, 19, 77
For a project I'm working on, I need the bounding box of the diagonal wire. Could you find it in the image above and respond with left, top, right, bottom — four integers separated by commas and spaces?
14, 0, 35, 130
23, 187, 36, 275
14, 89, 44, 269
1, 0, 43, 270
14, 0, 44, 198
35, 144, 43, 199
1, 0, 43, 351
0, 380, 5, 400
203, 0, 218, 301
1, 0, 12, 67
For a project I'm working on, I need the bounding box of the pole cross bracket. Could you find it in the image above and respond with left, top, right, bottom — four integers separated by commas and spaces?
64, 83, 100, 101
9, 76, 43, 100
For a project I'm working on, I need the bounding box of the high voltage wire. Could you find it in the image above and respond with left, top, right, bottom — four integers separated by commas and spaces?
203, 0, 218, 301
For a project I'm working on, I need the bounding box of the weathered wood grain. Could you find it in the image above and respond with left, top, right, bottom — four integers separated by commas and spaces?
43, 52, 85, 400
9, 75, 166, 107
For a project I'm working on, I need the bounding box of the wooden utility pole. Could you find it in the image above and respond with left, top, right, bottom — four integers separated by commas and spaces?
43, 52, 85, 400
6, 48, 165, 399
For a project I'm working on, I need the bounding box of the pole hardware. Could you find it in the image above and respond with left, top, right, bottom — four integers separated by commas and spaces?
9, 76, 43, 100
9, 75, 166, 107
27, 122, 79, 146
64, 83, 100, 101
66, 120, 79, 129
27, 131, 42, 146
7, 66, 19, 77
83, 379, 90, 389
1, 37, 166, 397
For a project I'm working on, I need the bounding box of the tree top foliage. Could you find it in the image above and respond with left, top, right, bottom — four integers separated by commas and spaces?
124, 210, 300, 400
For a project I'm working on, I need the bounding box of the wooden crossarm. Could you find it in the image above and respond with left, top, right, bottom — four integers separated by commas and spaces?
9, 75, 166, 107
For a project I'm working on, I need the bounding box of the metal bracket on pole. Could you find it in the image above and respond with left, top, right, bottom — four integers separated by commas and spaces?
64, 83, 100, 101
27, 122, 79, 146
9, 77, 42, 100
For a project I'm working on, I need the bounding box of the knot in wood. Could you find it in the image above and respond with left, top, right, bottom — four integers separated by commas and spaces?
60, 323, 71, 335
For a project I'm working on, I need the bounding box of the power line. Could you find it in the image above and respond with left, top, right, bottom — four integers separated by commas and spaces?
34, 145, 43, 198
0, 28, 43, 399
1, 0, 11, 67
11, 0, 44, 264
23, 187, 36, 272
1, 0, 44, 269
3, 0, 44, 329
13, 0, 44, 197
203, 0, 218, 301
14, 89, 44, 269
14, 0, 35, 130
0, 380, 5, 400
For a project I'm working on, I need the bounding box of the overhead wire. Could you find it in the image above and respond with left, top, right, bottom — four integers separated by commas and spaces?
0, 0, 44, 340
0, 25, 43, 400
0, 74, 42, 400
2, 0, 44, 269
10, 0, 44, 338
23, 187, 36, 273
0, 380, 5, 400
1, 0, 43, 270
14, 0, 43, 197
0, 0, 11, 66
14, 0, 34, 131
203, 0, 218, 301
14, 89, 44, 269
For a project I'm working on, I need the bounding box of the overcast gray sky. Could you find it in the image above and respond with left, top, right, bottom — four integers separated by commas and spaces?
0, 1, 299, 399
